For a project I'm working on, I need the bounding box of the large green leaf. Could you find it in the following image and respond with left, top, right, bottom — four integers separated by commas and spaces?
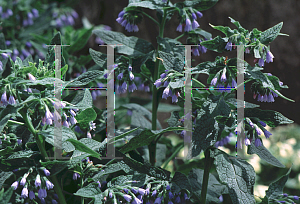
247, 138, 285, 168
259, 22, 283, 44
119, 127, 184, 154
244, 108, 293, 128
69, 89, 93, 110
40, 126, 77, 152
171, 171, 192, 194
0, 171, 13, 189
188, 168, 228, 203
92, 30, 154, 57
200, 36, 227, 53
66, 70, 103, 86
190, 95, 231, 157
92, 161, 131, 182
66, 138, 102, 159
177, 0, 219, 11
210, 24, 235, 37
68, 28, 93, 53
0, 104, 24, 133
74, 183, 102, 198
0, 187, 13, 204
127, 0, 173, 10
89, 48, 107, 68
212, 149, 256, 204
262, 168, 291, 202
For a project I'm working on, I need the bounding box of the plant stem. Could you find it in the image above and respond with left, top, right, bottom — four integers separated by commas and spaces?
19, 109, 67, 204
175, 33, 185, 40
200, 148, 214, 203
149, 10, 167, 166
81, 175, 84, 204
141, 11, 160, 26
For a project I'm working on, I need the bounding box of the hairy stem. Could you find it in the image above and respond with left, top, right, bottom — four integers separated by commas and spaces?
200, 148, 214, 203
149, 10, 167, 166
19, 109, 67, 204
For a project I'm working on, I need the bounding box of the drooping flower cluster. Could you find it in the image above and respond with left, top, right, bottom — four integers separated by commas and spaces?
53, 10, 79, 28
211, 73, 237, 93
191, 39, 209, 56
257, 50, 275, 67
215, 132, 233, 148
116, 9, 142, 32
22, 9, 39, 27
176, 10, 203, 32
154, 70, 180, 103
0, 7, 13, 19
251, 81, 279, 103
0, 91, 17, 107
11, 168, 57, 203
5, 41, 46, 60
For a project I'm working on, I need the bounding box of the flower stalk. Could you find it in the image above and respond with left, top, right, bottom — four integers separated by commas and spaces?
200, 148, 214, 203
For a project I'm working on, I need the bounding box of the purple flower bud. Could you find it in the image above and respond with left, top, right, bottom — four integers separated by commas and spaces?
69, 109, 76, 117
154, 196, 162, 204
192, 20, 200, 30
191, 13, 197, 20
96, 181, 101, 188
176, 24, 183, 32
163, 81, 169, 87
1, 53, 8, 59
116, 17, 123, 24
172, 93, 178, 103
29, 190, 35, 200
192, 48, 200, 56
17, 139, 22, 145
28, 73, 36, 81
198, 45, 207, 53
293, 196, 299, 200
5, 40, 11, 46
43, 168, 50, 176
263, 130, 272, 139
41, 198, 46, 204
35, 175, 41, 187
32, 8, 39, 18
87, 131, 92, 138
117, 72, 123, 80
121, 19, 127, 27
245, 47, 250, 54
20, 177, 26, 186
70, 117, 77, 125
225, 41, 232, 51
219, 195, 224, 202
7, 95, 16, 105
71, 10, 78, 19
131, 188, 138, 194
123, 194, 132, 202
128, 83, 137, 92
254, 138, 262, 147
27, 12, 34, 19
73, 173, 80, 180
138, 188, 146, 195
196, 11, 203, 18
144, 85, 150, 92
11, 181, 18, 190
168, 191, 174, 199
160, 73, 167, 79
46, 180, 54, 190
184, 18, 192, 32
67, 15, 75, 25
258, 58, 264, 67
154, 79, 162, 88
221, 71, 226, 82
38, 188, 47, 199
21, 187, 28, 198
0, 61, 3, 71
52, 199, 58, 204
266, 51, 274, 63
211, 77, 217, 86
152, 189, 157, 197
133, 25, 139, 32
166, 185, 170, 190
1, 91, 7, 106
245, 138, 251, 146
129, 72, 134, 81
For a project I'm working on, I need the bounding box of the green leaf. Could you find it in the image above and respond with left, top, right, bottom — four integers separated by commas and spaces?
68, 28, 93, 53
190, 95, 231, 157
212, 149, 256, 204
210, 24, 235, 37
192, 28, 213, 40
66, 70, 103, 86
228, 17, 247, 33
114, 127, 140, 141
0, 171, 13, 189
0, 146, 14, 157
40, 160, 70, 176
92, 30, 154, 57
247, 138, 285, 168
69, 89, 93, 109
92, 161, 131, 182
226, 98, 260, 109
45, 32, 62, 68
89, 48, 107, 68
200, 36, 227, 53
116, 150, 171, 180
127, 0, 172, 10
188, 168, 228, 203
167, 111, 182, 134
40, 126, 77, 152
171, 171, 192, 194
260, 22, 283, 44
169, 77, 185, 89
66, 138, 102, 159
0, 187, 13, 204
144, 102, 181, 113
75, 108, 97, 124
25, 77, 64, 86
74, 183, 102, 198
108, 171, 151, 188
119, 127, 184, 154
263, 168, 291, 202
0, 104, 24, 133
61, 65, 68, 77
179, 0, 219, 11
244, 108, 294, 128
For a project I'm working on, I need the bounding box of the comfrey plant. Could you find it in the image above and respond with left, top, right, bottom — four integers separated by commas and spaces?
0, 1, 299, 204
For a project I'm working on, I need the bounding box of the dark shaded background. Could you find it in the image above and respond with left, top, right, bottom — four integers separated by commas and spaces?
75, 0, 300, 125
